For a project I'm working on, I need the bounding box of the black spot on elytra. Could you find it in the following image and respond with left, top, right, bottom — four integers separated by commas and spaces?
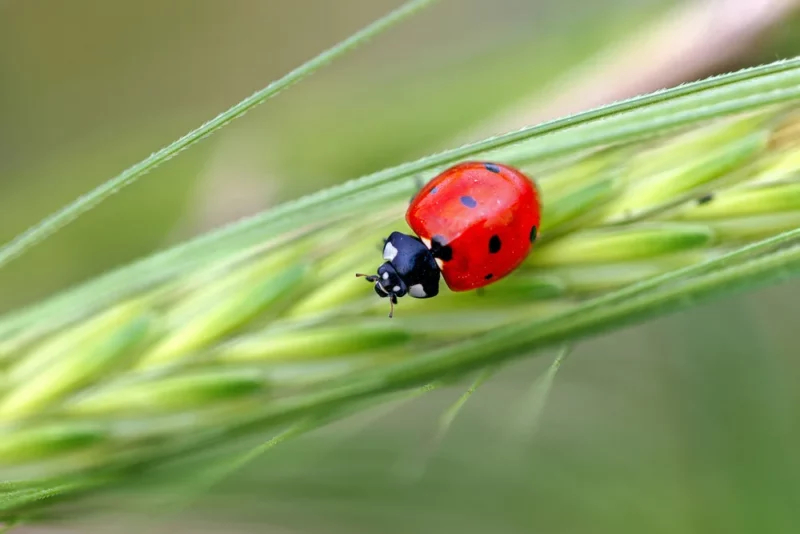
483, 163, 501, 173
697, 193, 714, 205
529, 225, 538, 243
460, 195, 477, 208
489, 235, 502, 254
430, 186, 438, 194
484, 273, 493, 280
430, 234, 453, 262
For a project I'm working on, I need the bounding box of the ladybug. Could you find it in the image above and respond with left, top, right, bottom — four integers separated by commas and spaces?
357, 161, 541, 317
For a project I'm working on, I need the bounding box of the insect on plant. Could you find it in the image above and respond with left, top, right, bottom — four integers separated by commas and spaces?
358, 161, 542, 317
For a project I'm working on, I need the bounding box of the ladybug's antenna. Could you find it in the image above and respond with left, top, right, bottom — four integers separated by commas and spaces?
388, 294, 397, 319
355, 273, 379, 282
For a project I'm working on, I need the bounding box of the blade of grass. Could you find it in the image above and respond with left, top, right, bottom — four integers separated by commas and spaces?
0, 480, 103, 514
0, 0, 440, 271
3, 59, 800, 344
403, 366, 500, 482
394, 367, 497, 482
435, 366, 499, 446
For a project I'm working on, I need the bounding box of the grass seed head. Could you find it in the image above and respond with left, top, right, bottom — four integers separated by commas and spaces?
1, 97, 800, 518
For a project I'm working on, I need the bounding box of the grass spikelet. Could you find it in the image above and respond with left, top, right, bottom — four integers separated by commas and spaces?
216, 326, 412, 362
0, 303, 151, 421
529, 223, 715, 266
138, 246, 310, 369
0, 424, 106, 467
65, 369, 267, 416
2, 56, 800, 520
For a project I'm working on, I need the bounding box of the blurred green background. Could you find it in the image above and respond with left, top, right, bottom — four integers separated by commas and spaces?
3, 0, 800, 532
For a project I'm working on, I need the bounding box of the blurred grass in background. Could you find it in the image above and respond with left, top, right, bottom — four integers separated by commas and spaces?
3, 0, 800, 532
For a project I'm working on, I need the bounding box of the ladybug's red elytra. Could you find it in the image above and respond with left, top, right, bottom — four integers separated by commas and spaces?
358, 161, 542, 317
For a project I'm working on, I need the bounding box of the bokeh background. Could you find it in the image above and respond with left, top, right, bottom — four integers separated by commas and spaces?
3, 0, 800, 532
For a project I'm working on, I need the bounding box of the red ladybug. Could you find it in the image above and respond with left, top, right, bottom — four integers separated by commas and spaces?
357, 161, 542, 317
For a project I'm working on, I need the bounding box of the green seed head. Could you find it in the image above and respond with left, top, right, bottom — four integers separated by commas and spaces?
2, 56, 800, 521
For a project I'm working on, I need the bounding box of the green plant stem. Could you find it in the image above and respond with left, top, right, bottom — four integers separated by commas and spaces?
0, 0, 439, 271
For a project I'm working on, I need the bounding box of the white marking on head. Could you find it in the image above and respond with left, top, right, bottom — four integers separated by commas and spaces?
393, 285, 401, 292
382, 272, 389, 280
420, 237, 431, 249
383, 242, 398, 261
409, 284, 427, 298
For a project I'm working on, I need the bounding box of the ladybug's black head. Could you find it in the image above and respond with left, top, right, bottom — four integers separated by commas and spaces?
356, 231, 441, 318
